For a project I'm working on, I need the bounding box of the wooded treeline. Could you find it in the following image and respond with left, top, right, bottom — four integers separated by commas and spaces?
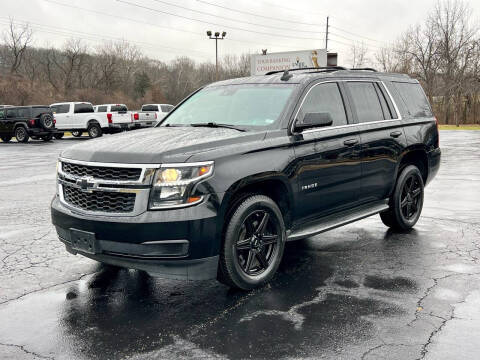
1, 0, 479, 124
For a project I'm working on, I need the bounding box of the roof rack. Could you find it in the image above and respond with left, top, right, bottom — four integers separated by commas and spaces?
265, 66, 347, 75
349, 67, 378, 72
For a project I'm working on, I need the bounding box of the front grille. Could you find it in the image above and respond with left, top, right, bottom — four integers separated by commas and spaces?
62, 162, 142, 181
63, 185, 136, 213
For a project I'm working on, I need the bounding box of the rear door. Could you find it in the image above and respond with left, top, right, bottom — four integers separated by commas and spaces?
344, 80, 407, 203
292, 81, 362, 222
73, 103, 94, 128
51, 103, 71, 129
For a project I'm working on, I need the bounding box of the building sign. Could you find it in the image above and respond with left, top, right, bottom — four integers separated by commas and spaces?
250, 49, 328, 75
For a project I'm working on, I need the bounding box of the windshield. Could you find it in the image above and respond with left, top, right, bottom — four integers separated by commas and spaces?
161, 84, 295, 129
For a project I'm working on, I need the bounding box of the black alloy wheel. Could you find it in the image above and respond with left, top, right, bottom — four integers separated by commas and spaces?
235, 210, 280, 276
15, 126, 29, 143
380, 165, 424, 230
218, 195, 285, 290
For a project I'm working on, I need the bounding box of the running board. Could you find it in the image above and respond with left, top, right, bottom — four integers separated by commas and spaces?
287, 200, 389, 241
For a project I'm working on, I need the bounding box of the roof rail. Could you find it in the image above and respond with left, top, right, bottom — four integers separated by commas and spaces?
349, 67, 378, 72
265, 66, 347, 75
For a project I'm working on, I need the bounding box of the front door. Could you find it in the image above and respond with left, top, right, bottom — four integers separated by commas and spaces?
292, 81, 362, 222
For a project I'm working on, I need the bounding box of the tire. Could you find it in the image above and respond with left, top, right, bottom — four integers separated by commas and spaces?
39, 113, 54, 130
71, 131, 82, 138
15, 126, 29, 143
54, 133, 64, 140
1, 135, 12, 143
218, 195, 286, 290
41, 134, 53, 141
87, 123, 102, 138
380, 165, 424, 231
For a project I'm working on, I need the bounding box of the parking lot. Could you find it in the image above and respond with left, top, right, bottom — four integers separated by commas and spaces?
0, 131, 479, 359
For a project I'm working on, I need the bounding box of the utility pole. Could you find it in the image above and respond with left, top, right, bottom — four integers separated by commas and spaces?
325, 16, 329, 51
206, 31, 226, 81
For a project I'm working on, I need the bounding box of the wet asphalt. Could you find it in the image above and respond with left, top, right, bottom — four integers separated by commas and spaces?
0, 131, 479, 360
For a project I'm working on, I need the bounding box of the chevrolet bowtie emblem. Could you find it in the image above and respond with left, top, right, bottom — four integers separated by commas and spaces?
76, 178, 93, 191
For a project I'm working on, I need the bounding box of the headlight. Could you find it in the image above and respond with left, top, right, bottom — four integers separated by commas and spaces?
148, 161, 214, 209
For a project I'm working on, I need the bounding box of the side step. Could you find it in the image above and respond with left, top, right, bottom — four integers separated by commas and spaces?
287, 200, 389, 241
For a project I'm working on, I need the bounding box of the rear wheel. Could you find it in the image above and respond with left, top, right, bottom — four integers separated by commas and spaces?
15, 126, 29, 143
54, 133, 64, 139
1, 135, 12, 143
218, 195, 285, 290
87, 123, 102, 138
380, 165, 424, 230
71, 131, 82, 138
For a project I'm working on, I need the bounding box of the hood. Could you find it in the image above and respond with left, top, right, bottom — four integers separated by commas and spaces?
60, 127, 266, 164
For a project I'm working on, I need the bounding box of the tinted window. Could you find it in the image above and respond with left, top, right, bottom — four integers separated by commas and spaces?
97, 106, 108, 112
17, 108, 30, 118
111, 105, 128, 112
298, 82, 347, 126
6, 109, 17, 118
51, 104, 70, 114
393, 82, 432, 118
142, 105, 158, 111
31, 107, 51, 118
0, 109, 4, 118
74, 103, 94, 113
347, 82, 384, 123
160, 105, 173, 113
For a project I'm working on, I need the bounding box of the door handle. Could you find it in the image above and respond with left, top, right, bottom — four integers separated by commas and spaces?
390, 131, 402, 138
343, 138, 358, 146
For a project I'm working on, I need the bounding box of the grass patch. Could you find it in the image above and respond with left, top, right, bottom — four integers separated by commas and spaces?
439, 124, 480, 130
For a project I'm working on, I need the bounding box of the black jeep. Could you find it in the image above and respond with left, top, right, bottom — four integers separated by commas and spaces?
51, 67, 441, 290
0, 105, 63, 143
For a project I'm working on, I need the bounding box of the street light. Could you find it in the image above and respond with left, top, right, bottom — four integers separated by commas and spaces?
206, 30, 226, 81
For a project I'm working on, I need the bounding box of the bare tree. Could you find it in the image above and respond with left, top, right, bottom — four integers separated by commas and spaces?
350, 42, 369, 68
2, 19, 32, 74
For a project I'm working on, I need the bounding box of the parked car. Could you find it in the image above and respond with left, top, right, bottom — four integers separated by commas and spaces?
94, 103, 132, 132
50, 102, 105, 138
0, 105, 63, 142
51, 67, 440, 290
132, 103, 174, 128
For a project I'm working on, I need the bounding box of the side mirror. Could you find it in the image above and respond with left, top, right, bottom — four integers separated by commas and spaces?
294, 112, 333, 132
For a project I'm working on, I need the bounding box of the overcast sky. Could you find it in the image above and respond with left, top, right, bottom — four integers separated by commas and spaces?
1, 0, 479, 65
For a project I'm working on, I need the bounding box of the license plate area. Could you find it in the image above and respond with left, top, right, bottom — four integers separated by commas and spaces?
70, 229, 98, 254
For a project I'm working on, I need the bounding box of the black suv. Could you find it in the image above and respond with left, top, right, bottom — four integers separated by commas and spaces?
51, 67, 441, 290
0, 105, 63, 143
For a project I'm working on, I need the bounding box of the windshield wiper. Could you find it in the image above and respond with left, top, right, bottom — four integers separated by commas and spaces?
190, 122, 246, 132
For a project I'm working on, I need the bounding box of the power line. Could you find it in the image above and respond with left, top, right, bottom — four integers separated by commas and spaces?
0, 17, 211, 58
116, 0, 323, 41
329, 33, 386, 50
196, 0, 325, 27
149, 0, 325, 35
41, 0, 296, 50
330, 25, 387, 44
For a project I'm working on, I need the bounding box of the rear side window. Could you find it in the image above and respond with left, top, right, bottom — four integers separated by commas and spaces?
51, 104, 70, 114
6, 109, 17, 118
31, 107, 51, 118
74, 103, 94, 113
142, 105, 159, 112
347, 82, 384, 123
298, 82, 347, 126
111, 105, 128, 112
160, 105, 173, 113
97, 106, 108, 112
0, 109, 4, 118
17, 108, 30, 118
393, 82, 432, 118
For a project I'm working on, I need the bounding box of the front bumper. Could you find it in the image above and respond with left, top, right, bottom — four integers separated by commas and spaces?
132, 121, 157, 128
51, 194, 223, 280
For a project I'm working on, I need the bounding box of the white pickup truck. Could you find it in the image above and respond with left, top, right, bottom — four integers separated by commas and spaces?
94, 104, 132, 132
50, 102, 106, 138
131, 103, 174, 128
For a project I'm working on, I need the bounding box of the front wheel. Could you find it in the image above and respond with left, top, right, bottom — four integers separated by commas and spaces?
218, 195, 285, 290
380, 165, 424, 231
15, 126, 29, 143
87, 123, 102, 138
